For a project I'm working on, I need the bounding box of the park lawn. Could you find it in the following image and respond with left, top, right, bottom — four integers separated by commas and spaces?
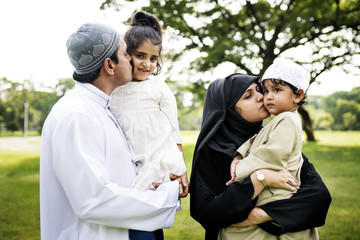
0, 150, 40, 240
0, 131, 359, 240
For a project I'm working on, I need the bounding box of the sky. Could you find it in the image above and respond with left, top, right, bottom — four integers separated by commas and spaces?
0, 0, 359, 96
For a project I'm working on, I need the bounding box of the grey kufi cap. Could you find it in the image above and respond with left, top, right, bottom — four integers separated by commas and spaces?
261, 59, 310, 91
66, 23, 120, 74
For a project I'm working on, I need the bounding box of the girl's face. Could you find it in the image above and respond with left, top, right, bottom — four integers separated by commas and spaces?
262, 80, 302, 115
234, 82, 270, 123
131, 40, 160, 81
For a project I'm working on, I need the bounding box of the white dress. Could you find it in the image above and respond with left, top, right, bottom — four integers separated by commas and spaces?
110, 79, 186, 191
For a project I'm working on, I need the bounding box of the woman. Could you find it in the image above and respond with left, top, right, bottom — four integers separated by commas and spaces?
189, 73, 331, 240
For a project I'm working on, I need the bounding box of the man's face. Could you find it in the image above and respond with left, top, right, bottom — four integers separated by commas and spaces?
114, 39, 132, 86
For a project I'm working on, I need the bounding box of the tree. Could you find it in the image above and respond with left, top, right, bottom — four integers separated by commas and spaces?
0, 77, 25, 133
101, 0, 360, 139
342, 112, 357, 130
322, 87, 360, 130
55, 78, 75, 97
0, 77, 72, 134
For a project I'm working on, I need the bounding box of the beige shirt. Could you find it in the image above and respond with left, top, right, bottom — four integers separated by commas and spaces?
236, 111, 304, 206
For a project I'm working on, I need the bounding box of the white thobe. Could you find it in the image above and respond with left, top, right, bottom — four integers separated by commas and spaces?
40, 82, 179, 240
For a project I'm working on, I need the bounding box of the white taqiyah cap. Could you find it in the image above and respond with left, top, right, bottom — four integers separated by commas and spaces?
261, 59, 310, 91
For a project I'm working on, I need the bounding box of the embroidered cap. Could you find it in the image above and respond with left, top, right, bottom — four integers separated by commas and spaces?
66, 23, 120, 74
261, 59, 310, 91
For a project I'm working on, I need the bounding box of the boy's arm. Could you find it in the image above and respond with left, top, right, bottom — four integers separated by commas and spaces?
235, 116, 300, 181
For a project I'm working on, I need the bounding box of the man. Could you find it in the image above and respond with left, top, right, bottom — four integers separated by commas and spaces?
40, 22, 180, 240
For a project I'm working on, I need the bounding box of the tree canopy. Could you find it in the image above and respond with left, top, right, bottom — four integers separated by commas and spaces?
101, 0, 360, 139
101, 0, 360, 82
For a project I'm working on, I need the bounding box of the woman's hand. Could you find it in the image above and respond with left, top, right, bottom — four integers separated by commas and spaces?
231, 207, 273, 227
261, 169, 299, 192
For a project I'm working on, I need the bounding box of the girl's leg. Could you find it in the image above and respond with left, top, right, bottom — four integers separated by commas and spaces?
129, 229, 156, 240
153, 229, 164, 240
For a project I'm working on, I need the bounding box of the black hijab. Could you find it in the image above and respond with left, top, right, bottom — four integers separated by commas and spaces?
192, 73, 263, 168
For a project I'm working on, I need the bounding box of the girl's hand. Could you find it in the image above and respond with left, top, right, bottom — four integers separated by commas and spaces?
231, 208, 273, 227
176, 144, 189, 198
170, 173, 189, 198
226, 155, 242, 186
260, 169, 299, 192
179, 172, 189, 198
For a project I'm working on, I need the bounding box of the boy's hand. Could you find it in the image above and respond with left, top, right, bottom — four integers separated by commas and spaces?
226, 155, 242, 186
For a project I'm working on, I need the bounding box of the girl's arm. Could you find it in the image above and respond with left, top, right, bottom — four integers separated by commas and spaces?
158, 81, 183, 142
159, 81, 188, 196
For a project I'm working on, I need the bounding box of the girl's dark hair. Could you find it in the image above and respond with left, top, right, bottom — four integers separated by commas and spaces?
73, 47, 119, 83
261, 79, 308, 106
125, 11, 163, 75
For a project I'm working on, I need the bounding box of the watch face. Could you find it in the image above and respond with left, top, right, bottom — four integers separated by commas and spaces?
258, 173, 265, 181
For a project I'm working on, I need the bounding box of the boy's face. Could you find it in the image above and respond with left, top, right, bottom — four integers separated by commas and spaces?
262, 79, 302, 115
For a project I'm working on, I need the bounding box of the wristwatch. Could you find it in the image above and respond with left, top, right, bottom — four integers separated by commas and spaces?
255, 170, 274, 195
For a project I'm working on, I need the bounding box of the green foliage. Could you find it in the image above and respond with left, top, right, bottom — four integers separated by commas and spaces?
305, 88, 360, 131
101, 0, 360, 139
5, 120, 21, 132
102, 0, 360, 80
316, 87, 360, 130
55, 78, 75, 97
167, 79, 206, 130
0, 77, 74, 134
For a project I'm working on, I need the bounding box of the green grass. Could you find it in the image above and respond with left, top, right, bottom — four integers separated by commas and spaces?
0, 131, 39, 137
1, 131, 359, 239
0, 150, 40, 240
301, 131, 360, 240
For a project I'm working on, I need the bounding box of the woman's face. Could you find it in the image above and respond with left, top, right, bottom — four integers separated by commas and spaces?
234, 82, 270, 123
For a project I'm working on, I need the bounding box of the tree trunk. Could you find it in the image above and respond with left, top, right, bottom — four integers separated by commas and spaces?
298, 107, 316, 141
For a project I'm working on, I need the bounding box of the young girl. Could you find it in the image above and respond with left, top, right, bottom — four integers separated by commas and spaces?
220, 59, 319, 239
110, 10, 187, 240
